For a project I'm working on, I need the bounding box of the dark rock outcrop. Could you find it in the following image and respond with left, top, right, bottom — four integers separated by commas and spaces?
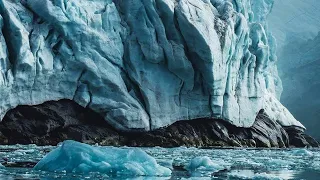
0, 100, 121, 146
0, 100, 318, 148
284, 126, 320, 148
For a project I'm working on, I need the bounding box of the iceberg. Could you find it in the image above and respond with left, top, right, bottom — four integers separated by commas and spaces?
34, 140, 171, 176
291, 149, 313, 156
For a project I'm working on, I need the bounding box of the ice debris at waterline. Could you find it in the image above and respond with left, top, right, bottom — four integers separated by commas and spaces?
1, 144, 320, 179
34, 140, 171, 176
291, 149, 313, 156
228, 171, 285, 180
186, 156, 229, 172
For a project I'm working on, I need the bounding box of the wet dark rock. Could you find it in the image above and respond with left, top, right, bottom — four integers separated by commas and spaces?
284, 126, 320, 148
0, 100, 122, 146
0, 100, 318, 148
128, 111, 291, 148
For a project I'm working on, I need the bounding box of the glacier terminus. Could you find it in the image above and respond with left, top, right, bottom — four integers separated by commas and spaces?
0, 0, 304, 132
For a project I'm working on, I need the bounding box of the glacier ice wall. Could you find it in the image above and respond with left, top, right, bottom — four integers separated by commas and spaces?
0, 0, 303, 131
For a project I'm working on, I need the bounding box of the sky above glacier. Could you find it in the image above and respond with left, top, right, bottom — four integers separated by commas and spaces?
268, 0, 320, 139
268, 0, 320, 48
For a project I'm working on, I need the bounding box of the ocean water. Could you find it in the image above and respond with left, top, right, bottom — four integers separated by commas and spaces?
0, 144, 320, 180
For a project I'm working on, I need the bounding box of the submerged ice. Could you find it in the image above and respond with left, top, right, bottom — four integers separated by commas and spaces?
0, 0, 304, 131
34, 140, 171, 176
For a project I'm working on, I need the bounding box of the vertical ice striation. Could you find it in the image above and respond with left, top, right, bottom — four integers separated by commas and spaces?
0, 0, 304, 131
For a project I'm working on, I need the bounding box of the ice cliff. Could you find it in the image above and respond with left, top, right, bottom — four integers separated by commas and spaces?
0, 0, 303, 131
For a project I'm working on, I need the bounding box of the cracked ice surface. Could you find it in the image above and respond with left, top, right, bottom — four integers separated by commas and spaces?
0, 0, 304, 131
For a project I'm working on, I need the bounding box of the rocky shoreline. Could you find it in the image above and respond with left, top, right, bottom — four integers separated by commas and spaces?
0, 100, 318, 148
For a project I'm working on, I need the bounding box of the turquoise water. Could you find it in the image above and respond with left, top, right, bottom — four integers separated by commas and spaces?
1, 144, 320, 179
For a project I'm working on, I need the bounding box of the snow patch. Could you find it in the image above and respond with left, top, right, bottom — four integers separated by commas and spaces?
263, 91, 304, 128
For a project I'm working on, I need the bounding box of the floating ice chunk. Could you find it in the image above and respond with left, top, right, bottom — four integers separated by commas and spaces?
181, 177, 212, 180
253, 173, 283, 180
186, 156, 227, 172
291, 149, 313, 156
157, 159, 173, 170
266, 158, 293, 169
228, 170, 283, 180
227, 170, 255, 179
34, 140, 171, 176
311, 162, 320, 171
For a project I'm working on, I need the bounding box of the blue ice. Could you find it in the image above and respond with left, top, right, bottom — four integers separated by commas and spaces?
34, 140, 171, 176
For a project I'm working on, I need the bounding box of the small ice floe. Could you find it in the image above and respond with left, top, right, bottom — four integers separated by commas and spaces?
265, 158, 293, 169
157, 159, 173, 170
228, 170, 283, 180
291, 149, 313, 156
34, 140, 171, 176
311, 161, 320, 171
14, 149, 36, 154
185, 156, 228, 172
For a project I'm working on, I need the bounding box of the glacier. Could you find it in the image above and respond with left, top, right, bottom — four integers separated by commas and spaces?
0, 0, 303, 131
34, 140, 172, 176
